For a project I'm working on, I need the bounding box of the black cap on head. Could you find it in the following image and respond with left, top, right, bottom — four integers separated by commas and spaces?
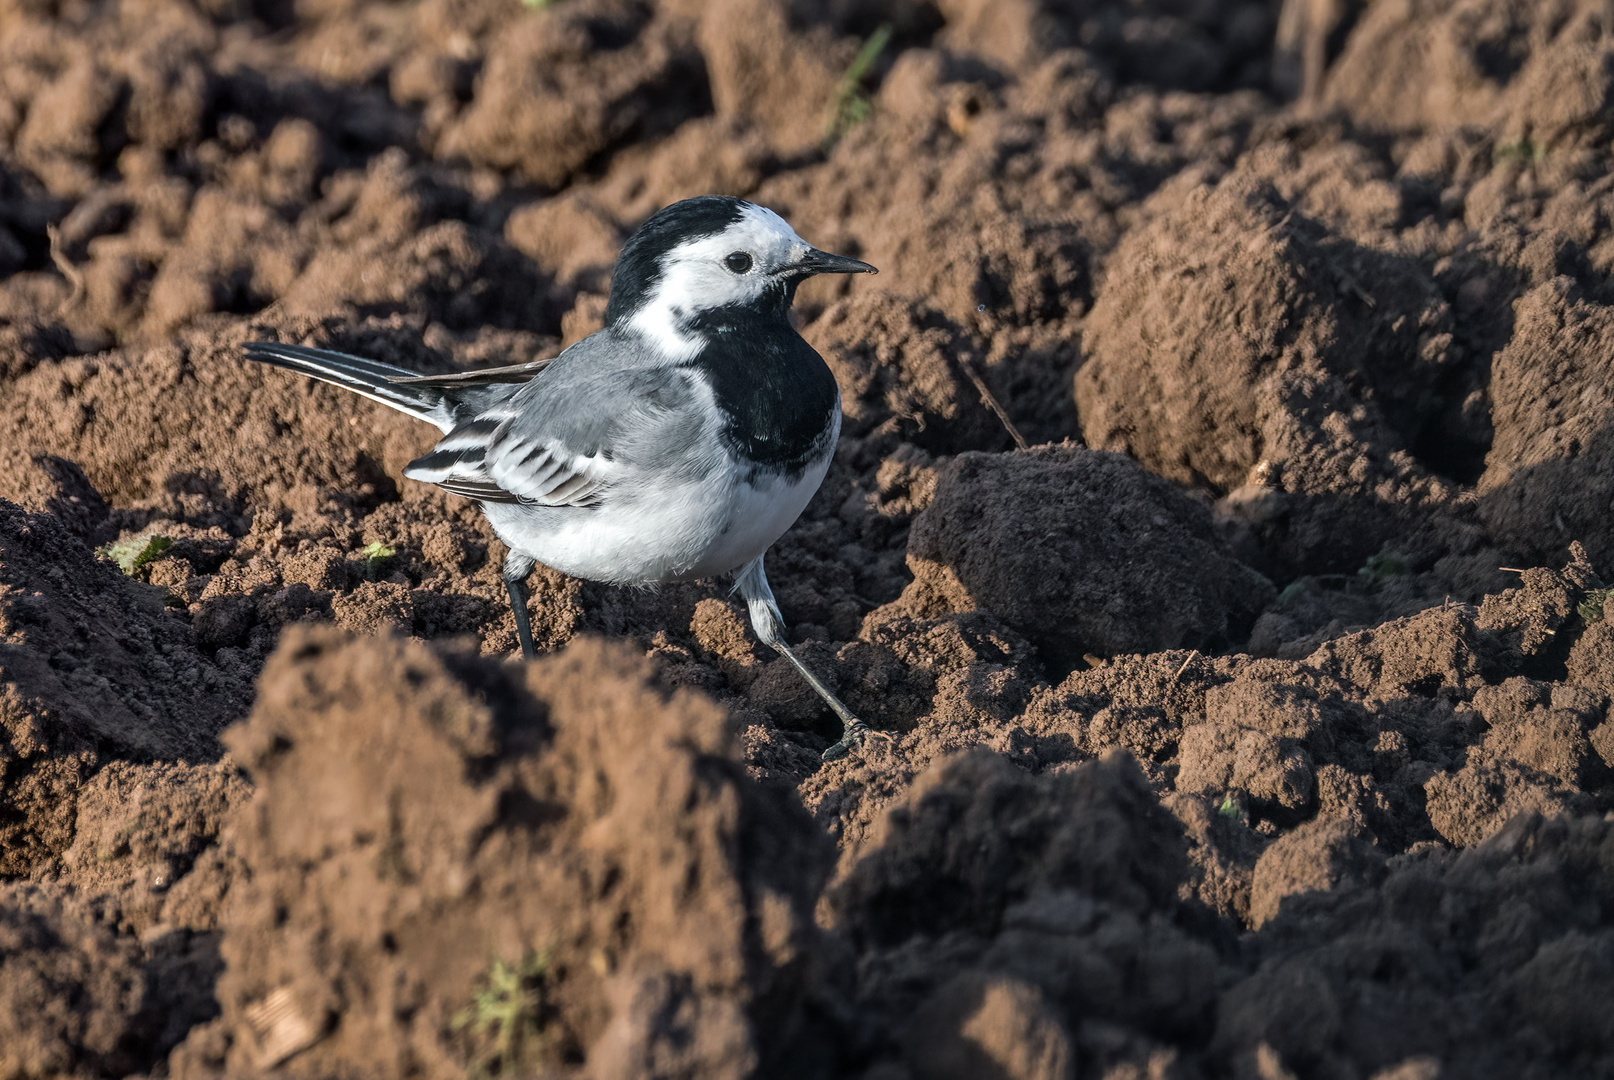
606, 196, 750, 324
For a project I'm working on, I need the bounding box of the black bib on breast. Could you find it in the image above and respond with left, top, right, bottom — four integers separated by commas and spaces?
683, 309, 840, 477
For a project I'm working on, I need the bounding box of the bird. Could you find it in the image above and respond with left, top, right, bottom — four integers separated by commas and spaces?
242, 195, 881, 761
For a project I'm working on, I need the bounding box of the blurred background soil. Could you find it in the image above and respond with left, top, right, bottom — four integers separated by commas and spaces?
2, 0, 1614, 1075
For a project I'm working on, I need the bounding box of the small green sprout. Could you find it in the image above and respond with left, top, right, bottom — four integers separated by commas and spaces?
1217, 795, 1242, 819
358, 540, 396, 580
521, 0, 554, 8
98, 534, 174, 577
823, 23, 892, 149
453, 951, 552, 1077
1277, 579, 1310, 604
1493, 138, 1547, 166
1357, 550, 1409, 587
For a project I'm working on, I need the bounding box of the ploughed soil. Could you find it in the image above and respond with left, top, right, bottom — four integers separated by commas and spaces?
3, 0, 1614, 1076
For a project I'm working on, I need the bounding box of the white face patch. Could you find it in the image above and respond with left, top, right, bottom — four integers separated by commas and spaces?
626, 203, 811, 361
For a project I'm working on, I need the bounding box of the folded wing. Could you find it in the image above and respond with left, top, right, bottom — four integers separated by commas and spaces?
403, 351, 704, 507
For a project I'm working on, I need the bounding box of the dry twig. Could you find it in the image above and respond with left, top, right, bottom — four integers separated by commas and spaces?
47, 224, 86, 315
959, 355, 1029, 450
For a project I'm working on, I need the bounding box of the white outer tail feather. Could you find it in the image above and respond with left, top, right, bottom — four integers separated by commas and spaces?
242, 342, 457, 432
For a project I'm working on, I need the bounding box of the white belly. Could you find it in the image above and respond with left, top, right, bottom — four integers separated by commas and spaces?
482, 451, 833, 585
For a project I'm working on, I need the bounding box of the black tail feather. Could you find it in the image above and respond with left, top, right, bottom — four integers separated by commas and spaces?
243, 341, 451, 427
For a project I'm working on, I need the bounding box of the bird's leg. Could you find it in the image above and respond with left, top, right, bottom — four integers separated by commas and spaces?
734, 555, 880, 762
503, 552, 538, 661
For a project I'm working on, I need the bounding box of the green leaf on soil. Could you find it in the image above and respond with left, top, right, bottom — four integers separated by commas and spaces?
358, 540, 396, 580
1578, 586, 1614, 623
1493, 138, 1547, 166
97, 534, 174, 577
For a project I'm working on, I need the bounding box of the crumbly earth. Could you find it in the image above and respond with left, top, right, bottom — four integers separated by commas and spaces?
1, 0, 1612, 1076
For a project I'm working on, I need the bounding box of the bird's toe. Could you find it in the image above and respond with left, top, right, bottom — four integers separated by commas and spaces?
820, 719, 885, 763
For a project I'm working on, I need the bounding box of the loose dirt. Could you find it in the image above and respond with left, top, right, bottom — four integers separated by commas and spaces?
2, 0, 1612, 1076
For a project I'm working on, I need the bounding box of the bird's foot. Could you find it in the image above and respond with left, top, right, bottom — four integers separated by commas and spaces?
820, 719, 891, 763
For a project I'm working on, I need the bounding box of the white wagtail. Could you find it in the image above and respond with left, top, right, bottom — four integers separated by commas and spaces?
243, 195, 881, 761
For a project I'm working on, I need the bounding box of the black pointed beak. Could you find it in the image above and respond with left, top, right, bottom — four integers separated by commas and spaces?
791, 248, 878, 277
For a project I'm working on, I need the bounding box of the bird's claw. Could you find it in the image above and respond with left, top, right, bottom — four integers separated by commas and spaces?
820, 719, 890, 763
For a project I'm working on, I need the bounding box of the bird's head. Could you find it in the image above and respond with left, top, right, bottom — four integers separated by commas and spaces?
605, 195, 876, 360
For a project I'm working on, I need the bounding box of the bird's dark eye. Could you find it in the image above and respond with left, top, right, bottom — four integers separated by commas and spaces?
724, 251, 753, 274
